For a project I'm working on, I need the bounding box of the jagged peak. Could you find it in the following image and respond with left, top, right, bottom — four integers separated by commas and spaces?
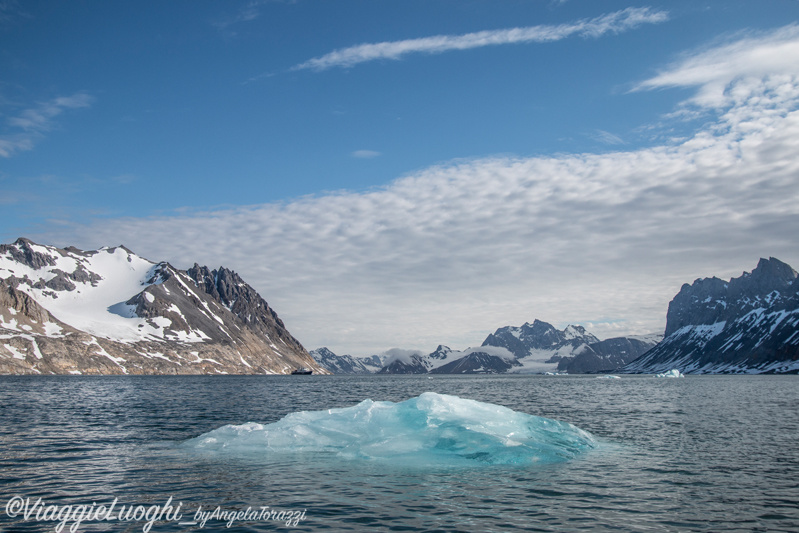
528, 319, 558, 330
751, 256, 797, 282
428, 345, 453, 359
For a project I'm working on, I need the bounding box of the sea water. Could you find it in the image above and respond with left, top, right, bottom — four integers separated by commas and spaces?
0, 374, 797, 532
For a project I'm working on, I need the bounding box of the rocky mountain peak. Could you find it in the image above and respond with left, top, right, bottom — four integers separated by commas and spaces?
0, 239, 321, 375
429, 345, 452, 359
482, 318, 600, 360
625, 257, 799, 374
1, 238, 58, 270
730, 257, 798, 297
665, 257, 798, 337
563, 324, 589, 337
312, 347, 336, 359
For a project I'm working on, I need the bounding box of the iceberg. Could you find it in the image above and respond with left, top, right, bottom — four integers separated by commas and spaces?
186, 392, 595, 466
655, 369, 685, 378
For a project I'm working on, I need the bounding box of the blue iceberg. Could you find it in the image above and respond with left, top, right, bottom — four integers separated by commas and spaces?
186, 392, 595, 466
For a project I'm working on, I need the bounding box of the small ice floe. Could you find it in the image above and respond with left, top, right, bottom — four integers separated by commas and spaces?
655, 369, 685, 378
185, 392, 596, 466
596, 375, 620, 379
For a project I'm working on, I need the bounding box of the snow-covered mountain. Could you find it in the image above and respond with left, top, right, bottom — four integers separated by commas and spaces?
560, 334, 662, 374
0, 238, 324, 375
375, 345, 519, 374
377, 348, 431, 374
429, 346, 520, 374
313, 346, 438, 374
624, 257, 799, 374
309, 347, 383, 374
481, 320, 599, 373
478, 320, 660, 373
321, 320, 657, 375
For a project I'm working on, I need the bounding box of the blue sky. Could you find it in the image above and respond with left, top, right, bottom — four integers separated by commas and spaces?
2, 1, 799, 355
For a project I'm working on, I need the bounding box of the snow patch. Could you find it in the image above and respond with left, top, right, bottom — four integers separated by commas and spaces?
4, 344, 26, 359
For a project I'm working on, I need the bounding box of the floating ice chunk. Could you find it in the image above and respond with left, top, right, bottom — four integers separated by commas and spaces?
655, 369, 685, 378
596, 375, 621, 379
186, 392, 595, 466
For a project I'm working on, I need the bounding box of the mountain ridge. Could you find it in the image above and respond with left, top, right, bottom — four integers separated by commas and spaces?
314, 321, 659, 375
0, 238, 323, 375
624, 257, 799, 374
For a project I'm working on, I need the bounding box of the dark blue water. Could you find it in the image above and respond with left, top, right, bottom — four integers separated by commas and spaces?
1, 375, 797, 532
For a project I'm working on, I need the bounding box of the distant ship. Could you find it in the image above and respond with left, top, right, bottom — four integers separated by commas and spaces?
291, 367, 313, 375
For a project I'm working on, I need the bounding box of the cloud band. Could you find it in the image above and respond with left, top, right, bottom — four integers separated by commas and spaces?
293, 7, 669, 71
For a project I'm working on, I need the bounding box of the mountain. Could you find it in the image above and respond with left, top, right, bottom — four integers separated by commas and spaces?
374, 344, 520, 374
429, 347, 521, 374
377, 349, 430, 374
358, 354, 387, 371
309, 347, 383, 374
623, 257, 799, 374
481, 320, 601, 373
559, 334, 662, 374
0, 238, 324, 375
373, 321, 658, 375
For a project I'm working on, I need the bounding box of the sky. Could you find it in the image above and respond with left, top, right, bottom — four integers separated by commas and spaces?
1, 0, 799, 356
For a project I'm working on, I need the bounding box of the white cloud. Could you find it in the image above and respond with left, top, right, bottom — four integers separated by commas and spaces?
463, 346, 516, 361
293, 7, 669, 71
33, 26, 799, 356
634, 24, 799, 109
0, 93, 93, 158
351, 150, 381, 159
382, 348, 425, 365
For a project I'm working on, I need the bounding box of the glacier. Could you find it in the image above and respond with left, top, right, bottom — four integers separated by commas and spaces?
186, 392, 596, 466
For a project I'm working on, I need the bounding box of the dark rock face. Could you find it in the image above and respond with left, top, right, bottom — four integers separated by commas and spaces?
0, 279, 54, 325
0, 238, 57, 270
560, 337, 659, 374
0, 239, 323, 375
43, 271, 76, 292
624, 258, 799, 374
186, 264, 306, 356
428, 345, 453, 361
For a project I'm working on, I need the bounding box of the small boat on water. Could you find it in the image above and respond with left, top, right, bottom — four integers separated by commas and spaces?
291, 367, 313, 375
